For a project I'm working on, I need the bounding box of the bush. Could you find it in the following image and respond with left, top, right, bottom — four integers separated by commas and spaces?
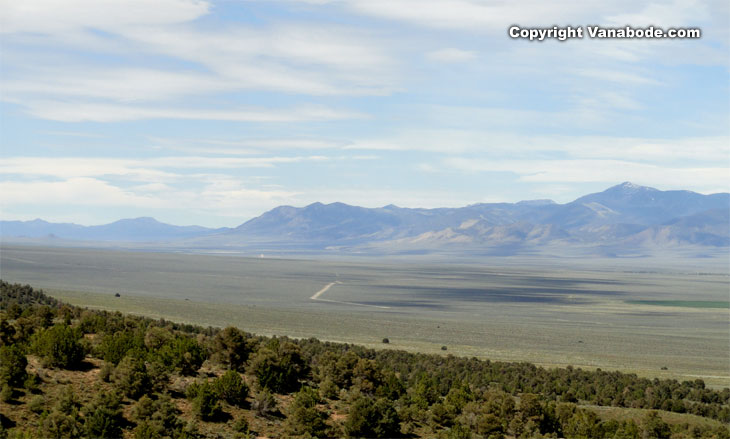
642, 411, 670, 439
0, 345, 27, 388
285, 386, 328, 437
155, 336, 205, 376
146, 360, 169, 393
249, 341, 307, 393
30, 324, 85, 369
0, 385, 12, 403
113, 355, 150, 398
40, 409, 82, 439
144, 327, 172, 350
252, 388, 277, 417
344, 395, 400, 438
213, 370, 248, 407
211, 327, 252, 372
28, 395, 46, 413
150, 393, 184, 432
98, 330, 144, 365
132, 395, 156, 421
82, 392, 123, 438
133, 420, 163, 439
187, 382, 222, 421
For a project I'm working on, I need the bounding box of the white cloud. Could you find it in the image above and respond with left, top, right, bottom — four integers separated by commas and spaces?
606, 0, 710, 28
10, 100, 363, 123
343, 127, 730, 164
444, 157, 730, 193
573, 68, 662, 85
0, 178, 163, 207
427, 48, 477, 63
0, 0, 210, 34
2, 69, 237, 103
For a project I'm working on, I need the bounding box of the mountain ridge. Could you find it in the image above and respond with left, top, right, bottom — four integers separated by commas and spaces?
2, 183, 728, 256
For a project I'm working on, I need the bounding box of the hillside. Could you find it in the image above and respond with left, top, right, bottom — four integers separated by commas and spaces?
212, 182, 730, 255
1, 281, 729, 438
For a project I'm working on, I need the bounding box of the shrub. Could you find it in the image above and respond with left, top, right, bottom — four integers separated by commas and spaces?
211, 327, 252, 372
0, 345, 27, 388
113, 355, 150, 398
132, 395, 156, 421
344, 395, 400, 438
82, 392, 123, 439
0, 385, 12, 403
249, 341, 307, 393
320, 377, 339, 400
144, 327, 172, 350
40, 409, 83, 439
252, 388, 277, 417
642, 411, 670, 439
133, 420, 163, 439
213, 370, 248, 407
150, 393, 184, 432
28, 395, 46, 413
30, 324, 85, 369
232, 416, 250, 433
155, 336, 205, 376
285, 386, 328, 437
98, 330, 144, 365
187, 382, 222, 421
146, 360, 169, 393
99, 362, 114, 382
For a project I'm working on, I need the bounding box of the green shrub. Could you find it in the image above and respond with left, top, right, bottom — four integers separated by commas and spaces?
98, 330, 145, 365
30, 324, 85, 369
187, 382, 222, 421
0, 385, 12, 403
0, 345, 27, 387
81, 392, 123, 438
40, 409, 82, 439
132, 395, 156, 421
249, 341, 307, 393
344, 395, 400, 438
28, 395, 46, 413
285, 386, 329, 437
144, 327, 172, 350
113, 355, 150, 398
211, 327, 252, 372
155, 336, 205, 376
213, 370, 248, 407
146, 360, 170, 393
642, 411, 670, 439
133, 420, 163, 439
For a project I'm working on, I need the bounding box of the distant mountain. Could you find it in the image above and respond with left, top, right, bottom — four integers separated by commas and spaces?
2, 183, 728, 256
0, 217, 227, 242
212, 182, 729, 254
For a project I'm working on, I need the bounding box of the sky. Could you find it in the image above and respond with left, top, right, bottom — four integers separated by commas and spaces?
1, 0, 728, 227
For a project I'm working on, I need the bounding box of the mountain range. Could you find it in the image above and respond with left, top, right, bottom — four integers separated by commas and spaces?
2, 183, 728, 257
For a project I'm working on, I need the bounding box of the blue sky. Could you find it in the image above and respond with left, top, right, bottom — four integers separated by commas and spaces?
1, 0, 728, 227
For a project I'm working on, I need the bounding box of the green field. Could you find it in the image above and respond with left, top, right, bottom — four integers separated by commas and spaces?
1, 244, 728, 387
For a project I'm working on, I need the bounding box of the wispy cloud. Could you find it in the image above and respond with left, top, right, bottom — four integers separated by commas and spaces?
426, 48, 477, 63
9, 100, 364, 123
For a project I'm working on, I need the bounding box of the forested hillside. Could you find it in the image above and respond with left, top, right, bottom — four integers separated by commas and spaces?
1, 280, 728, 438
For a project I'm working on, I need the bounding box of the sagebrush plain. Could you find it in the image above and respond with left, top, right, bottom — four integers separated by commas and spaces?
1, 244, 727, 387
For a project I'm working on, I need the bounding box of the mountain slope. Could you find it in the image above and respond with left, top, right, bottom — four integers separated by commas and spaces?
1, 217, 227, 242
217, 182, 728, 250
2, 183, 728, 254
